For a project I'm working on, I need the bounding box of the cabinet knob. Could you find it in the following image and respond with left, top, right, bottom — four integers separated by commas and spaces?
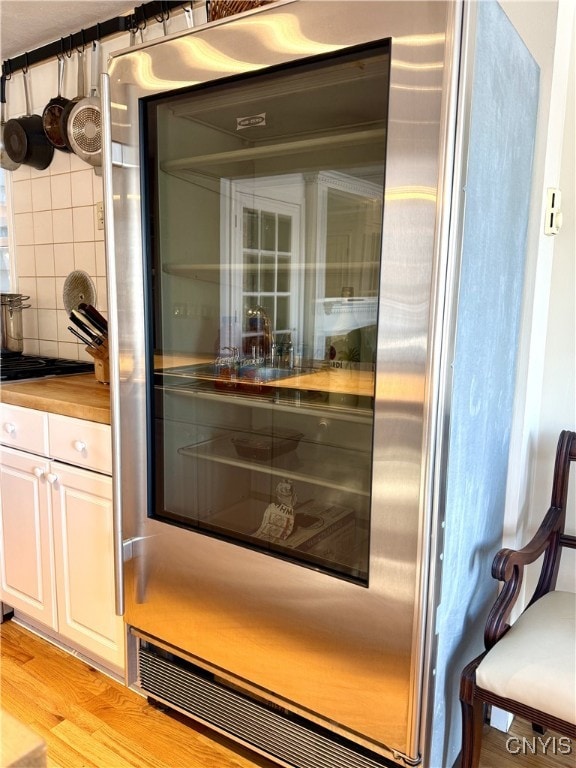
33, 467, 45, 479
46, 473, 59, 485
3, 422, 16, 435
73, 440, 87, 453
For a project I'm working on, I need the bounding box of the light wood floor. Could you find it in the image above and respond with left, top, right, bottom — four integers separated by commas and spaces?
0, 620, 573, 768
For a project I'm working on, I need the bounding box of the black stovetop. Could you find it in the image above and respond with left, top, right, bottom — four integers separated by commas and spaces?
0, 354, 95, 382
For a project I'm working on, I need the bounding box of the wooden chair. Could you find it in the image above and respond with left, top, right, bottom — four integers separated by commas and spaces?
459, 429, 576, 768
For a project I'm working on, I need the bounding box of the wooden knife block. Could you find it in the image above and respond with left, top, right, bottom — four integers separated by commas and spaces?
85, 340, 110, 384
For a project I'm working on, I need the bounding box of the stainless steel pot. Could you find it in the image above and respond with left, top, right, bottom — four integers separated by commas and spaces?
1, 293, 31, 354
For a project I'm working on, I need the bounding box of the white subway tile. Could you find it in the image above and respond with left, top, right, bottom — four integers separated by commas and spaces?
95, 241, 106, 275
71, 169, 94, 207
12, 180, 32, 213
22, 339, 40, 356
22, 306, 39, 339
95, 277, 108, 311
54, 243, 75, 276
50, 173, 72, 209
38, 339, 59, 357
14, 212, 35, 246
73, 241, 96, 274
31, 176, 52, 212
33, 210, 53, 244
16, 245, 36, 277
92, 173, 103, 203
36, 276, 57, 309
37, 308, 58, 341
34, 244, 56, 277
55, 277, 66, 310
58, 341, 80, 359
57, 309, 73, 341
52, 208, 73, 243
72, 205, 95, 242
17, 276, 36, 303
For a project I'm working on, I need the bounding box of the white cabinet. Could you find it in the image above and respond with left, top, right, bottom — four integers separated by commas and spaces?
0, 404, 124, 671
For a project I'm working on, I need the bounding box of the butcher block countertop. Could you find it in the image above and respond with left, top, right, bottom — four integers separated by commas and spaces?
0, 374, 111, 425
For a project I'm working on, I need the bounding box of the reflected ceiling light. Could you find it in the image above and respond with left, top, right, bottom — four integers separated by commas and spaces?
229, 14, 340, 56
392, 59, 444, 72
115, 52, 200, 90
172, 37, 264, 73
394, 33, 446, 46
111, 102, 128, 111
391, 83, 442, 92
385, 186, 436, 202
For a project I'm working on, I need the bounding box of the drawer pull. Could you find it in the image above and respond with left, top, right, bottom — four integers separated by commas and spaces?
33, 467, 45, 479
3, 422, 16, 435
74, 440, 87, 453
46, 473, 59, 485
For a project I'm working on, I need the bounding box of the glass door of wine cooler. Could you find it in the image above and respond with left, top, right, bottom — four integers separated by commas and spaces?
145, 41, 388, 585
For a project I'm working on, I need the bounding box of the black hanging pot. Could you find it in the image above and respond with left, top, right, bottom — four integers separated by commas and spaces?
42, 56, 71, 152
4, 68, 54, 170
1, 75, 20, 172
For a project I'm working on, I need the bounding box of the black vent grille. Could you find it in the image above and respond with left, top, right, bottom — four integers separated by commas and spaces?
138, 644, 401, 768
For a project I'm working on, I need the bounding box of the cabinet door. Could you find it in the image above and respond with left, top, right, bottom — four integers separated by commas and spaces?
0, 447, 57, 629
50, 462, 124, 670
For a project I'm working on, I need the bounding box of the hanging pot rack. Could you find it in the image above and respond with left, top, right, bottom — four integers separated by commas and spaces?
1, 1, 190, 80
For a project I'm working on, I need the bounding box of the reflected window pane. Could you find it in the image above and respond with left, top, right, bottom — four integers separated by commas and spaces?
278, 214, 291, 252
261, 255, 275, 293
243, 255, 259, 292
277, 257, 290, 293
261, 212, 276, 251
243, 209, 259, 249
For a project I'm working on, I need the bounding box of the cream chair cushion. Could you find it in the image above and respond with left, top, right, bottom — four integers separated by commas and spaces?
476, 590, 576, 724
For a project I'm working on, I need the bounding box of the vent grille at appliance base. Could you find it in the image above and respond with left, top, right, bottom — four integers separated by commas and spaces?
138, 644, 400, 768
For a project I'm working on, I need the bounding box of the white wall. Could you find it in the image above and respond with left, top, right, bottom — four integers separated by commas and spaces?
499, 0, 575, 597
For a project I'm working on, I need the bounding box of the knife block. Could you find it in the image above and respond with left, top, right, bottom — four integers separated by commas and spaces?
85, 340, 110, 384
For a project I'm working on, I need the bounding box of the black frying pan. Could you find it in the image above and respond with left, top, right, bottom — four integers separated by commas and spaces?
42, 56, 71, 152
4, 68, 54, 170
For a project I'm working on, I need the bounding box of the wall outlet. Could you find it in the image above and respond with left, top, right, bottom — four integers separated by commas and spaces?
96, 201, 105, 230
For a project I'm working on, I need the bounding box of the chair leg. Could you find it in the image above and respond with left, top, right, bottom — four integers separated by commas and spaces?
460, 696, 484, 768
460, 660, 485, 768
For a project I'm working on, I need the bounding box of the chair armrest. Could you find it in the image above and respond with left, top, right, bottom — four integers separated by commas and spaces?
484, 505, 565, 649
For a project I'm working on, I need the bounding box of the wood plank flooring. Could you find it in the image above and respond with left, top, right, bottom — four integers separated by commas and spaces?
1, 620, 573, 768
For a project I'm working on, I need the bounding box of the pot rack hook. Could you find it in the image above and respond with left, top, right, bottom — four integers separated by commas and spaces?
3, 59, 12, 81
155, 1, 170, 35
22, 52, 29, 75
76, 29, 86, 54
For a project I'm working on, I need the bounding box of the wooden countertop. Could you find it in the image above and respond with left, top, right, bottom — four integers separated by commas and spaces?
0, 374, 111, 425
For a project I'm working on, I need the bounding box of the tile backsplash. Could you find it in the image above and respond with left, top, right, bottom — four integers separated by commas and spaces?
11, 150, 106, 360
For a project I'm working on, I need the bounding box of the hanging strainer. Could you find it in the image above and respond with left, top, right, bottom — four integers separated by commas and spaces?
63, 270, 96, 313
66, 41, 101, 168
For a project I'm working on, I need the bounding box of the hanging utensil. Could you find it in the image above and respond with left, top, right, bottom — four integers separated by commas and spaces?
1, 74, 21, 171
3, 67, 54, 170
42, 55, 72, 152
59, 48, 86, 152
62, 269, 96, 313
65, 41, 102, 168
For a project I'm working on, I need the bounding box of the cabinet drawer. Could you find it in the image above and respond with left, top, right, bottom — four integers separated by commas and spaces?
48, 414, 112, 475
0, 404, 49, 456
